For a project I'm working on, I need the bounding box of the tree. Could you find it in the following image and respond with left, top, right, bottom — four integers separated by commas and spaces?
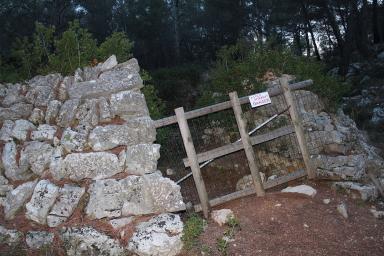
98, 32, 133, 62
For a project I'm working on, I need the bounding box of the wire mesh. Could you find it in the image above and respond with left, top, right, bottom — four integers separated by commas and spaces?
156, 85, 326, 204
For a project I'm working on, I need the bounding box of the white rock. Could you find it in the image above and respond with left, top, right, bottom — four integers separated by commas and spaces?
0, 226, 23, 246
26, 180, 60, 225
29, 108, 45, 124
60, 227, 125, 256
11, 119, 36, 141
101, 55, 118, 71
267, 175, 278, 181
45, 100, 61, 124
128, 213, 183, 256
211, 209, 235, 226
19, 141, 53, 175
4, 180, 38, 220
125, 144, 160, 175
2, 141, 32, 181
61, 128, 87, 152
281, 185, 317, 198
109, 217, 135, 230
370, 209, 384, 219
323, 199, 331, 204
337, 203, 348, 219
31, 124, 57, 141
110, 90, 149, 119
56, 99, 80, 127
63, 152, 122, 181
332, 182, 378, 201
0, 120, 14, 141
47, 184, 85, 227
26, 231, 54, 249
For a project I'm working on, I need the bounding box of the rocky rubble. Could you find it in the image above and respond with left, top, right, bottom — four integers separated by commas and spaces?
0, 55, 184, 255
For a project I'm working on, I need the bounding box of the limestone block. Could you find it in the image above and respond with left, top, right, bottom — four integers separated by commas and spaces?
110, 90, 149, 120
47, 184, 85, 227
56, 99, 80, 127
63, 152, 121, 181
26, 180, 60, 225
4, 180, 38, 220
26, 231, 54, 249
0, 120, 14, 141
31, 124, 57, 141
0, 103, 33, 121
60, 227, 125, 256
128, 213, 183, 256
125, 144, 160, 175
11, 119, 36, 141
45, 100, 62, 124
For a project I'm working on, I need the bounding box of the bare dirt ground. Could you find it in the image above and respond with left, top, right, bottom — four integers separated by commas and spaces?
181, 181, 384, 256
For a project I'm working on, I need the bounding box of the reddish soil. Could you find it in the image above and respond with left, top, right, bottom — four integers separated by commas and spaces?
181, 181, 384, 256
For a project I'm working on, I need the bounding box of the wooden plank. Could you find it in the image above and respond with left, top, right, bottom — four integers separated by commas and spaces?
281, 78, 316, 179
175, 107, 210, 218
230, 91, 265, 197
194, 169, 307, 212
154, 79, 313, 128
183, 125, 295, 167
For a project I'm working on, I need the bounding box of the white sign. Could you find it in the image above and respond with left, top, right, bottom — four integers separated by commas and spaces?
249, 92, 271, 108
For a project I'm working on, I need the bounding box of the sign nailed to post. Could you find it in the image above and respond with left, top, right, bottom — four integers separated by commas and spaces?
249, 92, 271, 108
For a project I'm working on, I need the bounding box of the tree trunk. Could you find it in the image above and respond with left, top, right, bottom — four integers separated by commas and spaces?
172, 0, 181, 64
293, 25, 302, 55
304, 25, 311, 57
322, 0, 344, 54
301, 1, 321, 60
373, 0, 381, 43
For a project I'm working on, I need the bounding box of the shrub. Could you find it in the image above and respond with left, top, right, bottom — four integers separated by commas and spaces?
98, 32, 133, 63
182, 213, 205, 250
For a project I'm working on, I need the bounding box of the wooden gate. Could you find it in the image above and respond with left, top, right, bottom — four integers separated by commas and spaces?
154, 77, 316, 218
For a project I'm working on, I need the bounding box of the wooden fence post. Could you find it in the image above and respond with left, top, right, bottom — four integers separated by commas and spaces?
280, 77, 316, 179
175, 107, 210, 218
229, 92, 265, 196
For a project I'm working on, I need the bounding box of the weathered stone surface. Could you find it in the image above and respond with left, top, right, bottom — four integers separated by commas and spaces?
370, 209, 384, 219
110, 90, 149, 119
337, 203, 348, 218
0, 182, 13, 196
26, 74, 62, 107
2, 141, 32, 181
0, 103, 33, 121
235, 172, 265, 191
56, 99, 80, 127
281, 185, 317, 198
333, 182, 378, 201
4, 180, 38, 220
26, 180, 60, 225
47, 184, 85, 227
109, 217, 135, 230
11, 119, 36, 141
97, 97, 112, 122
31, 124, 57, 141
89, 124, 140, 151
20, 141, 53, 175
75, 99, 99, 130
125, 144, 160, 175
211, 209, 235, 226
128, 213, 183, 256
0, 226, 23, 246
0, 120, 14, 141
49, 146, 66, 180
26, 231, 54, 249
313, 154, 367, 180
60, 227, 125, 256
86, 172, 185, 219
101, 55, 118, 71
45, 100, 62, 124
68, 58, 142, 99
57, 76, 73, 101
61, 128, 88, 152
63, 152, 121, 181
29, 108, 45, 124
2, 84, 25, 107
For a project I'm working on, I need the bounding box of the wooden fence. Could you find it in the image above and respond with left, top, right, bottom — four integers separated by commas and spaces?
154, 77, 315, 218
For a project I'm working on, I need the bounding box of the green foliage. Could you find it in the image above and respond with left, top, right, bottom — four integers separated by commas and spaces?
141, 70, 166, 119
49, 20, 98, 75
182, 213, 205, 250
216, 237, 228, 256
151, 64, 203, 113
200, 42, 349, 109
98, 32, 134, 63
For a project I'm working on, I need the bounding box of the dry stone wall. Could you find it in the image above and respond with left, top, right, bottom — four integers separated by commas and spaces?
0, 55, 185, 255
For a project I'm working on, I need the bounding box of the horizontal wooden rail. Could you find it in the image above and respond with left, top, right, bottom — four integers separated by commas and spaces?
194, 169, 307, 212
183, 125, 295, 167
154, 79, 313, 128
